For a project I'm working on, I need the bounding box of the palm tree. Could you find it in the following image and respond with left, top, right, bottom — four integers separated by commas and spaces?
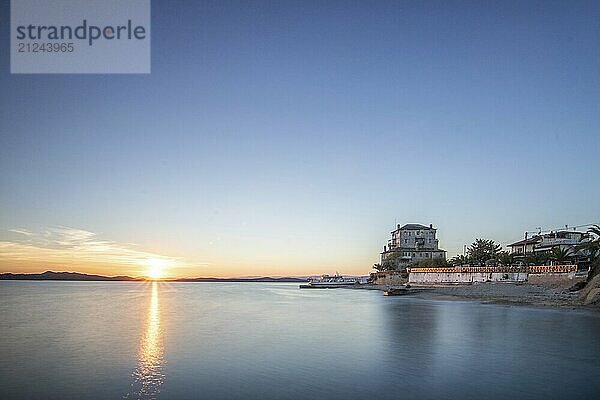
550, 247, 572, 265
524, 252, 548, 266
449, 254, 469, 267
577, 225, 600, 261
576, 225, 600, 280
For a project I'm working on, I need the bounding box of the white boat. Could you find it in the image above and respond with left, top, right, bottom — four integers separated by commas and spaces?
300, 274, 359, 288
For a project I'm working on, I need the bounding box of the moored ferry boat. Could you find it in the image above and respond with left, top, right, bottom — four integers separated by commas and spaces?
300, 274, 359, 288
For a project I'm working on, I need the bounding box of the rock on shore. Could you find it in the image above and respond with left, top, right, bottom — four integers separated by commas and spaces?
579, 273, 600, 306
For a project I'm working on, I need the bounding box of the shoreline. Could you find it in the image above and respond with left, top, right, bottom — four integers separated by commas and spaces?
359, 282, 600, 312
3, 274, 599, 311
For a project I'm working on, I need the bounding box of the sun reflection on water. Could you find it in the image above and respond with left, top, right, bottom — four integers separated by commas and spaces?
125, 282, 165, 399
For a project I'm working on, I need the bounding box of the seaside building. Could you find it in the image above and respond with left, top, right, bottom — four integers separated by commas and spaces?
507, 230, 590, 267
380, 223, 446, 270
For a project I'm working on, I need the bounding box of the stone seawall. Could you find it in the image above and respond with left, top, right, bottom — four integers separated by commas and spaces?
371, 271, 407, 286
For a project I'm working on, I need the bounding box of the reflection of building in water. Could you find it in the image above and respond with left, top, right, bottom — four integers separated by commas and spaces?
125, 282, 165, 399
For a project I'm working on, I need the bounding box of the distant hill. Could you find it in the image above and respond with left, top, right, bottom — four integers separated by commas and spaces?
174, 276, 307, 282
0, 271, 142, 281
0, 271, 307, 283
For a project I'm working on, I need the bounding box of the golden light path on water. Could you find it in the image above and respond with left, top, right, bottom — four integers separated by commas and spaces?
125, 281, 165, 399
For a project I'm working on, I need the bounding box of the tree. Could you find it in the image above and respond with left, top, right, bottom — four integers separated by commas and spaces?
466, 239, 502, 266
576, 225, 600, 262
496, 251, 516, 267
524, 252, 549, 266
550, 247, 572, 265
411, 258, 449, 268
576, 225, 600, 280
373, 251, 403, 271
590, 224, 600, 240
449, 254, 469, 267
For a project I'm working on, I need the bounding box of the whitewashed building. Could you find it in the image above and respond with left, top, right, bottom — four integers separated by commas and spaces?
507, 230, 589, 266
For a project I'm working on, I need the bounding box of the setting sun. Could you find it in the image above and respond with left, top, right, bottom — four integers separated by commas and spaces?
148, 264, 162, 280
142, 258, 171, 280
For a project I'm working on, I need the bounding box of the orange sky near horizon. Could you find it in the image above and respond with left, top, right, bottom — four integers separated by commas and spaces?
0, 227, 375, 278
0, 260, 371, 279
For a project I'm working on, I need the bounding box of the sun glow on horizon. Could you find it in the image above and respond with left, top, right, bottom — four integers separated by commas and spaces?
141, 257, 172, 280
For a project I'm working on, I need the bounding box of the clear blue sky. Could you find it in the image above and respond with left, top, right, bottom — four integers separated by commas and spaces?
1, 0, 599, 277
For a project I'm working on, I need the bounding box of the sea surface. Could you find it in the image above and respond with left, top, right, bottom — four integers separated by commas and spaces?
1, 281, 599, 400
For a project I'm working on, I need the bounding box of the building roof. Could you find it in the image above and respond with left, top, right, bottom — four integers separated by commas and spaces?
399, 223, 432, 230
507, 236, 542, 247
551, 230, 585, 237
381, 247, 446, 254
507, 230, 585, 247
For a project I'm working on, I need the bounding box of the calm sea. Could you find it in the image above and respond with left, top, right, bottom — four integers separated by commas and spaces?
1, 281, 599, 400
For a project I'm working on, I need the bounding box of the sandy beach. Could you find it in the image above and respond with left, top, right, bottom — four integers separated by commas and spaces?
411, 282, 586, 309
359, 274, 600, 311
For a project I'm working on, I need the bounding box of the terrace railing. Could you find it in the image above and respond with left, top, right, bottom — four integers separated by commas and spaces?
527, 264, 577, 274
407, 265, 577, 274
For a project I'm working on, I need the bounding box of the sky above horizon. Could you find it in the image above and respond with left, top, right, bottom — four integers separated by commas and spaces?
1, 0, 599, 278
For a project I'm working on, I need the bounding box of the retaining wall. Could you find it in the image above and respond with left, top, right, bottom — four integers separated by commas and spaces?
371, 271, 407, 286
409, 271, 528, 284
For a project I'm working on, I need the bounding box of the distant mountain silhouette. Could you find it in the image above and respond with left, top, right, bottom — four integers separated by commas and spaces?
174, 276, 307, 282
0, 270, 307, 282
0, 271, 142, 281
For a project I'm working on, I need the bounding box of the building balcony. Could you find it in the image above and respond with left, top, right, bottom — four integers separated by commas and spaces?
538, 238, 580, 247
